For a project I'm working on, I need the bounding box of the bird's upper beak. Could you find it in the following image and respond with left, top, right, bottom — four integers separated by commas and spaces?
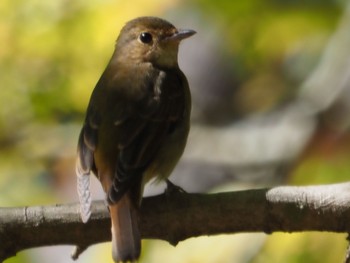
164, 29, 196, 42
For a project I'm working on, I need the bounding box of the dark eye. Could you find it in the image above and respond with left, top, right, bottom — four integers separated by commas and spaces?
139, 32, 152, 44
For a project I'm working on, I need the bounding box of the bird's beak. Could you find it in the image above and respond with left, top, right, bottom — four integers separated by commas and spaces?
164, 29, 196, 42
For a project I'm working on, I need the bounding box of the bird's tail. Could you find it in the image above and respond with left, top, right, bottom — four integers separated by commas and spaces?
110, 193, 141, 262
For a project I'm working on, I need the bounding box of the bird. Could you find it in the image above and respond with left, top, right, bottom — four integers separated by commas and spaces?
75, 16, 195, 262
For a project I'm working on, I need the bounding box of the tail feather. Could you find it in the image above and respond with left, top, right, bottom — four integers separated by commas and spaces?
110, 193, 141, 262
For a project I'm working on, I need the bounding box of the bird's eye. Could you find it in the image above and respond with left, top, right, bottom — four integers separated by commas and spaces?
139, 32, 153, 44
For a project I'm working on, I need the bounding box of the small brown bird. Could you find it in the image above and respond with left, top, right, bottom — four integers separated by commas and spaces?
76, 17, 195, 262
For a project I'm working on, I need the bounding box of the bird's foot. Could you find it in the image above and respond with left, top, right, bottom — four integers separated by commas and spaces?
165, 179, 186, 194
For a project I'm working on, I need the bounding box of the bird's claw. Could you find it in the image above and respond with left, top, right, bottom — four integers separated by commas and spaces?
165, 179, 186, 194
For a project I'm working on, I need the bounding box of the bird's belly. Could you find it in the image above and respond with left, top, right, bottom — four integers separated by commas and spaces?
143, 123, 189, 183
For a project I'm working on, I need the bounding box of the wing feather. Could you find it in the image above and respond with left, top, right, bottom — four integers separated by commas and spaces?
76, 114, 99, 223
108, 70, 185, 204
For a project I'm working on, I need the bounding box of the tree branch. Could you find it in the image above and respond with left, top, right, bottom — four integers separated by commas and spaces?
1, 182, 350, 261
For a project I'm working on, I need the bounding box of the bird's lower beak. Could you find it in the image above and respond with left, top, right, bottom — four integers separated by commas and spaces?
165, 29, 196, 42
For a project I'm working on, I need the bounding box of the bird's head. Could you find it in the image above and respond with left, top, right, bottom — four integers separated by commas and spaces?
113, 17, 196, 69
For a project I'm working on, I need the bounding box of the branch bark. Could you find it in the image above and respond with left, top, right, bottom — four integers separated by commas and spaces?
1, 182, 350, 261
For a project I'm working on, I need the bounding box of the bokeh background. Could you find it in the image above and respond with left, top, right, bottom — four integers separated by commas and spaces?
1, 0, 350, 262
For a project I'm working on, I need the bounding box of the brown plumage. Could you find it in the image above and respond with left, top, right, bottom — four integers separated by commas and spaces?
76, 16, 195, 262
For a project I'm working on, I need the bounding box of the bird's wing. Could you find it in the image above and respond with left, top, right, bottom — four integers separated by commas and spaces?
76, 106, 100, 223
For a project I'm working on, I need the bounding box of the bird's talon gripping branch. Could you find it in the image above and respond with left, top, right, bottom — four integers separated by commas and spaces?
165, 179, 187, 194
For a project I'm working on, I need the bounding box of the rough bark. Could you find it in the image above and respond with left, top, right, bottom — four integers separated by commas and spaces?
1, 182, 350, 261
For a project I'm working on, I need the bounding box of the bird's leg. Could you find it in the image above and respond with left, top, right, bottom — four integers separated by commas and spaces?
165, 179, 187, 194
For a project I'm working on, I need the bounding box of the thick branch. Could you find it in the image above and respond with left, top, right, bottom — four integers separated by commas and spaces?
2, 182, 350, 261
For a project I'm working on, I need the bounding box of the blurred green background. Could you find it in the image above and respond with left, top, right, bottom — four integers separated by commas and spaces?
1, 0, 350, 262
